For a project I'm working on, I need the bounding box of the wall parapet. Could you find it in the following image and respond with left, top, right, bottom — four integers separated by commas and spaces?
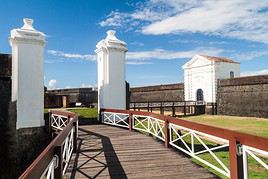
130, 83, 184, 92
219, 75, 268, 87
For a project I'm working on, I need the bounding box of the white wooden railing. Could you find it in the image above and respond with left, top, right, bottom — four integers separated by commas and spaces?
242, 145, 268, 179
101, 108, 268, 179
103, 111, 129, 128
19, 110, 78, 179
133, 114, 165, 142
169, 123, 230, 177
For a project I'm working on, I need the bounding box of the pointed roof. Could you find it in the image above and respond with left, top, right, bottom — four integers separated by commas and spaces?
183, 54, 239, 69
199, 55, 239, 64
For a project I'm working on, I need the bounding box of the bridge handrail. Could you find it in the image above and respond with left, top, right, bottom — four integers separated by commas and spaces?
101, 108, 268, 151
18, 110, 78, 179
101, 108, 268, 178
129, 100, 203, 108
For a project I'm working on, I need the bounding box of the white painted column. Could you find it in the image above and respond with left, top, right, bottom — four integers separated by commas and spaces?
9, 18, 46, 129
95, 30, 127, 110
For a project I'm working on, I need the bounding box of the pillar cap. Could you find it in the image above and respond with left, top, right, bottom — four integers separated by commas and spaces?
96, 30, 127, 53
9, 18, 46, 45
22, 18, 35, 30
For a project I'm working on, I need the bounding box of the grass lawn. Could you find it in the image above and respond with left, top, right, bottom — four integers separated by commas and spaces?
67, 107, 98, 119
44, 108, 49, 114
45, 107, 98, 119
182, 115, 268, 138
181, 115, 268, 178
44, 107, 98, 124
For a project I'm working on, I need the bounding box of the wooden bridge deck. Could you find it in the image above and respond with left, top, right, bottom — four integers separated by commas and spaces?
66, 124, 217, 179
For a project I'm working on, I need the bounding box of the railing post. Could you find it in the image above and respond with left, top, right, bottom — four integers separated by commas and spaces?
229, 137, 244, 179
184, 101, 186, 116
54, 145, 63, 179
237, 144, 244, 179
164, 119, 170, 148
67, 115, 70, 123
172, 102, 175, 117
99, 108, 103, 123
48, 112, 52, 135
129, 112, 133, 131
194, 102, 197, 115
160, 102, 164, 115
73, 120, 78, 153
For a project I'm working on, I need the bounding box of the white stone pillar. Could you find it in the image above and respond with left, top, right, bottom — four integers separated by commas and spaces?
9, 18, 46, 129
95, 30, 127, 110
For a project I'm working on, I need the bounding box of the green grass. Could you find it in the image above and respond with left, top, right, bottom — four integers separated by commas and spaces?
67, 107, 98, 119
182, 115, 268, 138
44, 108, 98, 119
44, 107, 98, 125
134, 115, 268, 178
44, 108, 49, 114
182, 115, 268, 178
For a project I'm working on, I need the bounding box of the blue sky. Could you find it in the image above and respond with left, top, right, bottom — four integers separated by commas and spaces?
1, 0, 268, 89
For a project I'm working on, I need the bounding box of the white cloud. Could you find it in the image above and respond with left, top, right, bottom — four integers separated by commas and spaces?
233, 51, 268, 61
100, 0, 268, 43
126, 61, 152, 65
81, 83, 94, 88
47, 47, 224, 65
45, 59, 65, 64
130, 41, 144, 47
171, 39, 228, 45
241, 69, 268, 77
47, 50, 96, 61
64, 86, 72, 89
127, 47, 223, 60
48, 79, 57, 89
99, 11, 128, 27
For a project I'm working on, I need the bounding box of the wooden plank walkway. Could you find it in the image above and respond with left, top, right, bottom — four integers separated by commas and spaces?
66, 124, 217, 179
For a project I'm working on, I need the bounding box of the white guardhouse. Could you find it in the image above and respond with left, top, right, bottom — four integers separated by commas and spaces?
183, 55, 240, 103
9, 18, 46, 129
95, 30, 127, 110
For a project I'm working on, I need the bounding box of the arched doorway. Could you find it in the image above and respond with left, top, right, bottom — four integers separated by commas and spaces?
196, 89, 204, 101
230, 71, 234, 78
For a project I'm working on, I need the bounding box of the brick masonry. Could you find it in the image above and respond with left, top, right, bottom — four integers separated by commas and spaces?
0, 54, 15, 177
217, 75, 268, 118
130, 83, 184, 102
0, 54, 11, 109
0, 54, 50, 177
16, 127, 50, 176
45, 83, 185, 107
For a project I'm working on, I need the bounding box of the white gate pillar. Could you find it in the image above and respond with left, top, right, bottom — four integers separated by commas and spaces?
95, 30, 127, 110
9, 18, 46, 129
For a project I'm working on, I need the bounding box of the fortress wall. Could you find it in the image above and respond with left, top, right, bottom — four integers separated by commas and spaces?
45, 76, 268, 119
130, 83, 184, 102
45, 83, 185, 107
217, 75, 268, 118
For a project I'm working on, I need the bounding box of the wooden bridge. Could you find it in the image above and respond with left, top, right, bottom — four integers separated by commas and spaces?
19, 109, 268, 179
65, 124, 216, 179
